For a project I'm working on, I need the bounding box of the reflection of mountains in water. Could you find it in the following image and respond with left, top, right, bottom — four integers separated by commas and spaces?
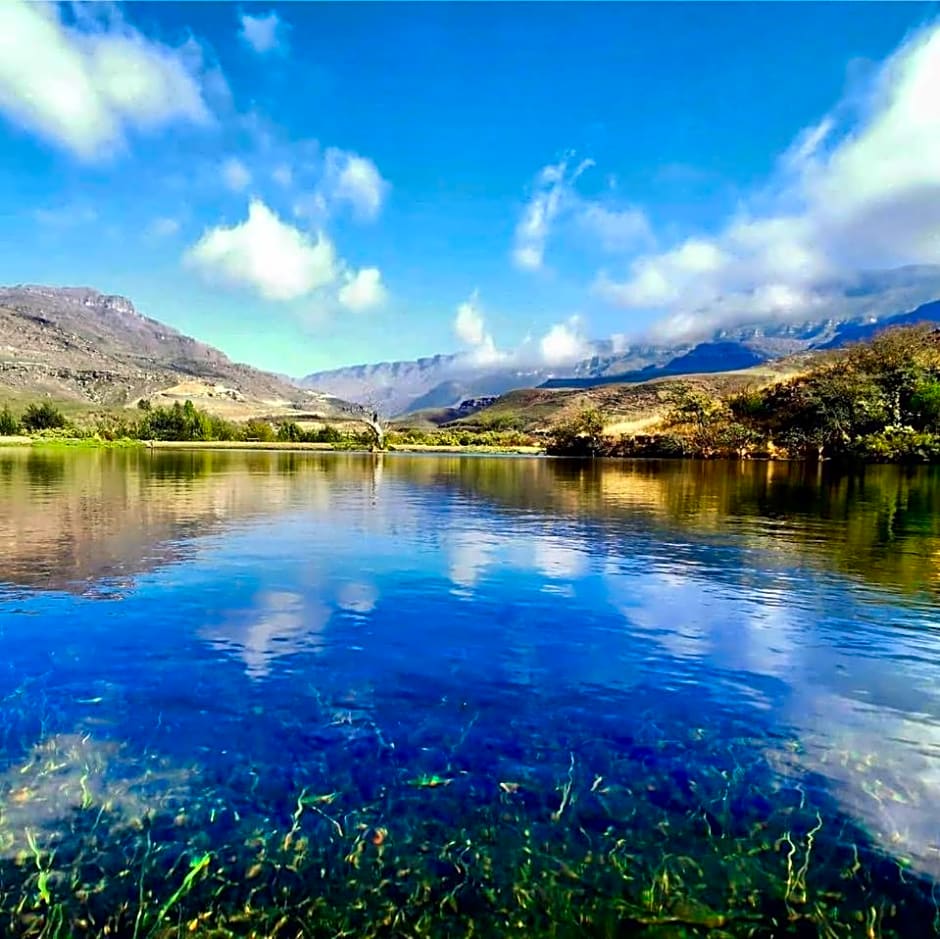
2, 450, 940, 601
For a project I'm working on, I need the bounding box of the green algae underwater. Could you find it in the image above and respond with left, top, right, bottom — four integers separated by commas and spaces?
2, 449, 940, 937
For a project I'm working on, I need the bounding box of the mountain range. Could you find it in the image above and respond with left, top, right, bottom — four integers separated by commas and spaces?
4, 284, 940, 424
301, 299, 940, 415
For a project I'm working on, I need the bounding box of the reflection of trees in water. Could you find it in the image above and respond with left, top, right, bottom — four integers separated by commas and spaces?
400, 457, 940, 598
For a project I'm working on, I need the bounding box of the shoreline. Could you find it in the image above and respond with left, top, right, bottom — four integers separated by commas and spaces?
0, 436, 544, 456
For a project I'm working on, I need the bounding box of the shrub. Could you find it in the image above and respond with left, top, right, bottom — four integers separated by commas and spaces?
21, 402, 66, 432
0, 404, 19, 435
243, 419, 275, 442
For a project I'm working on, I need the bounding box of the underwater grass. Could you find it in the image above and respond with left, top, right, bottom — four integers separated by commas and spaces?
1, 688, 938, 939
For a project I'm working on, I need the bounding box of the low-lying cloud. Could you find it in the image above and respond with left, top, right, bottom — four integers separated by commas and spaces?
595, 20, 940, 339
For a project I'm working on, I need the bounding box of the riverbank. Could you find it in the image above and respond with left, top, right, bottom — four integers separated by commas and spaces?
154, 440, 543, 455
0, 436, 544, 455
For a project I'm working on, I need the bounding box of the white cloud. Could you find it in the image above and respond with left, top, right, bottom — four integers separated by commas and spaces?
338, 267, 387, 312
454, 290, 486, 345
0, 1, 213, 160
539, 316, 589, 365
512, 157, 586, 270
322, 148, 389, 221
184, 199, 338, 301
146, 216, 180, 238
597, 20, 940, 339
513, 154, 648, 271
453, 291, 504, 365
221, 156, 251, 192
238, 11, 287, 55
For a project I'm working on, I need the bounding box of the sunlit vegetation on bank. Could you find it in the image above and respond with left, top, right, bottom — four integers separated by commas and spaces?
0, 400, 375, 448
549, 326, 940, 461
0, 399, 539, 452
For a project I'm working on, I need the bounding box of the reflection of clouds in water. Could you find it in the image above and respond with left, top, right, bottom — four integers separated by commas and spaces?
772, 695, 940, 878
447, 528, 588, 596
448, 534, 497, 593
336, 580, 377, 614
533, 538, 587, 581
201, 589, 331, 679
606, 560, 940, 877
606, 564, 799, 677
0, 733, 192, 859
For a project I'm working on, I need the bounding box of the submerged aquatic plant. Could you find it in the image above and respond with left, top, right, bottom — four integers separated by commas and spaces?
0, 694, 938, 939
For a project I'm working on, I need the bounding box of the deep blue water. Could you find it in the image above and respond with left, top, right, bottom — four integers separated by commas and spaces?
2, 449, 940, 936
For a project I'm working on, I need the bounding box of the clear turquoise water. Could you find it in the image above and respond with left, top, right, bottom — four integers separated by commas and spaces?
1, 449, 940, 936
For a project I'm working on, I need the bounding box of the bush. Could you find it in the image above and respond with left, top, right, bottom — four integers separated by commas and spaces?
277, 421, 304, 442
242, 419, 275, 442
0, 404, 19, 435
853, 427, 940, 462
310, 424, 343, 444
21, 402, 66, 432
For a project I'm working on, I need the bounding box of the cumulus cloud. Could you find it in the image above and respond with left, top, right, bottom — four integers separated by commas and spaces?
597, 20, 940, 339
0, 0, 213, 160
453, 291, 503, 365
338, 267, 387, 312
221, 156, 251, 191
454, 290, 486, 345
513, 155, 648, 271
322, 148, 389, 221
449, 292, 592, 371
238, 11, 287, 55
539, 316, 590, 365
184, 199, 338, 301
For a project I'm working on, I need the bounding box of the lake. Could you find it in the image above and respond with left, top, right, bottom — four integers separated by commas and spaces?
1, 448, 939, 937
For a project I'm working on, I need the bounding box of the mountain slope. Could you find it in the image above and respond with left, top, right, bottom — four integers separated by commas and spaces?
0, 285, 345, 418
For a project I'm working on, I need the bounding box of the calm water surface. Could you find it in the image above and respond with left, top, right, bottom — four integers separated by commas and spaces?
1, 449, 940, 937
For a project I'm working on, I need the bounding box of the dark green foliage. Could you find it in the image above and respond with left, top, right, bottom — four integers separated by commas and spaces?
277, 421, 303, 442
740, 326, 940, 459
0, 404, 19, 435
138, 400, 212, 441
546, 408, 604, 456
310, 423, 344, 443
21, 402, 66, 432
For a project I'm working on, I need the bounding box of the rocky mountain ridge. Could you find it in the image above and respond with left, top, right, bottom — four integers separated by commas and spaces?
0, 285, 346, 418
301, 300, 940, 415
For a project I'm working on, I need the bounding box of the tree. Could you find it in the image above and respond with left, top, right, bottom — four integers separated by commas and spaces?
277, 421, 304, 442
21, 402, 66, 432
0, 404, 19, 435
243, 419, 276, 442
345, 400, 388, 449
547, 408, 605, 456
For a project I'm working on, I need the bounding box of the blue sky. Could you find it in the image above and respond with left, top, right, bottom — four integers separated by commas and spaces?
0, 2, 938, 375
